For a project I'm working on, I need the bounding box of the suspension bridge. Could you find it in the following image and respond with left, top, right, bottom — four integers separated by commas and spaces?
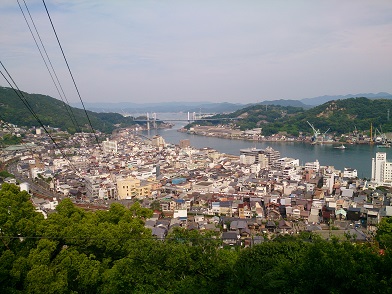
132, 112, 239, 130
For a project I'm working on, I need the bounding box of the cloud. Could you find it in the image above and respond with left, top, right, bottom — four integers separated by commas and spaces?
1, 0, 391, 103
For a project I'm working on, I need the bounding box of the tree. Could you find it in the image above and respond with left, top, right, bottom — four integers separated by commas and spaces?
376, 217, 392, 249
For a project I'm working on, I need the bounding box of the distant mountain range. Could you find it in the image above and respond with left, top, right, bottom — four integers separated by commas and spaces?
299, 92, 392, 106
2, 84, 392, 136
72, 92, 392, 113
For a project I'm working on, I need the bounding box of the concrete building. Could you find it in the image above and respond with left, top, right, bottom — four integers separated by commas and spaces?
117, 177, 154, 200
85, 176, 101, 198
103, 138, 118, 154
240, 148, 265, 164
371, 152, 392, 185
179, 139, 190, 149
343, 167, 358, 178
117, 177, 141, 199
152, 135, 165, 148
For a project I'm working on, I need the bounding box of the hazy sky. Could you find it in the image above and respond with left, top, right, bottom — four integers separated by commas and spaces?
1, 0, 392, 104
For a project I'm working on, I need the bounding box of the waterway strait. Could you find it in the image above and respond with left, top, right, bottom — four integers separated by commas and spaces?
139, 113, 392, 179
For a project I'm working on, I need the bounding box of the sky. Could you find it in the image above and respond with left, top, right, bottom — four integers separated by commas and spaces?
1, 0, 392, 104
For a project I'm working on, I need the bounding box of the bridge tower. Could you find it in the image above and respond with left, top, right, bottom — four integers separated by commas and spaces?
146, 112, 150, 130
152, 112, 157, 129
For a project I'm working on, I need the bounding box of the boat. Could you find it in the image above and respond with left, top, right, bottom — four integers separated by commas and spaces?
334, 144, 346, 149
377, 143, 391, 148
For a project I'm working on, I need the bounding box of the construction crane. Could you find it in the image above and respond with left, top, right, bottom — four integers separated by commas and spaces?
307, 121, 321, 142
322, 128, 330, 140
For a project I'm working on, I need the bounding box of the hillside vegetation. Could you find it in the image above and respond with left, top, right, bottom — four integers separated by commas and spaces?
196, 97, 392, 136
0, 87, 138, 134
1, 183, 392, 293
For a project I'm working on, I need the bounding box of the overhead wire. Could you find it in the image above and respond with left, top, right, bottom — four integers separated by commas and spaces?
0, 61, 80, 174
17, 0, 93, 156
16, 0, 81, 133
42, 0, 101, 149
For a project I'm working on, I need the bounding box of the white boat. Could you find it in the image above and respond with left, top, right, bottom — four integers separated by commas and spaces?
334, 144, 346, 149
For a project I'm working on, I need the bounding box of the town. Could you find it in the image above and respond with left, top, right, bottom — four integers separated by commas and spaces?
1, 123, 392, 246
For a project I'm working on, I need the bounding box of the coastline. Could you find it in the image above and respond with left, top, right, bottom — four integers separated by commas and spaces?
177, 127, 370, 145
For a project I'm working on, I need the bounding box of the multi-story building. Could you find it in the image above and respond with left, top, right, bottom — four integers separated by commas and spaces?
323, 171, 336, 194
117, 177, 154, 199
372, 152, 392, 185
240, 148, 264, 164
151, 135, 165, 147
117, 177, 141, 199
85, 176, 101, 198
179, 139, 190, 149
103, 138, 118, 154
240, 147, 279, 167
305, 160, 320, 172
343, 167, 358, 178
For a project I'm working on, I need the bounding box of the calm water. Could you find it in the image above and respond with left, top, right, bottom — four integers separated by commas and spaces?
138, 113, 392, 178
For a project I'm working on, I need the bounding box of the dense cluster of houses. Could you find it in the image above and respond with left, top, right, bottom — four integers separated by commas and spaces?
2, 125, 392, 244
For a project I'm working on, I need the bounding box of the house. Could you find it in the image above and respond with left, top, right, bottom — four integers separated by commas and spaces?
278, 219, 292, 233
252, 235, 265, 246
265, 220, 276, 232
367, 209, 380, 226
221, 231, 240, 246
152, 227, 167, 240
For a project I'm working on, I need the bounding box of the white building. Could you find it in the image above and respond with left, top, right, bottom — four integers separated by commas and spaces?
343, 167, 358, 178
323, 171, 336, 194
372, 152, 392, 185
103, 138, 118, 154
240, 154, 255, 165
305, 160, 320, 172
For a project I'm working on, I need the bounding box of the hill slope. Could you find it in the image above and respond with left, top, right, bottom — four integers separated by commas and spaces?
195, 97, 392, 136
0, 87, 138, 133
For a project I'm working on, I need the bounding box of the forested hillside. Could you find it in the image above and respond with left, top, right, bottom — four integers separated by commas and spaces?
0, 87, 138, 133
196, 97, 392, 136
1, 183, 391, 293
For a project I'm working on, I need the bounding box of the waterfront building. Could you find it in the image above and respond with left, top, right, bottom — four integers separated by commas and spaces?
265, 146, 281, 167
240, 148, 265, 164
179, 139, 190, 148
343, 167, 358, 178
371, 152, 392, 185
305, 160, 320, 172
240, 147, 280, 167
240, 154, 255, 165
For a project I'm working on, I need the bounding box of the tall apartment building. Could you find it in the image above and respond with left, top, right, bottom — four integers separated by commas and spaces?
85, 176, 101, 198
372, 152, 392, 185
240, 147, 280, 167
265, 146, 280, 167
